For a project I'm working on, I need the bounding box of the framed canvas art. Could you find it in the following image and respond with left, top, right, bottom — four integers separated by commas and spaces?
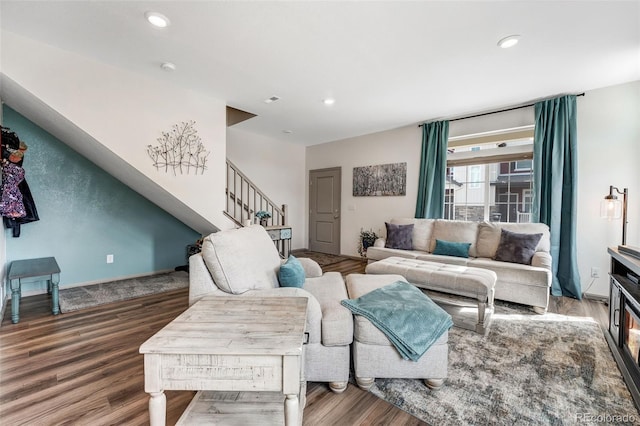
353, 162, 406, 196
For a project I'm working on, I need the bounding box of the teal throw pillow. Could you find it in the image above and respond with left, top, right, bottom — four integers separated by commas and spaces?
279, 255, 305, 288
432, 239, 471, 258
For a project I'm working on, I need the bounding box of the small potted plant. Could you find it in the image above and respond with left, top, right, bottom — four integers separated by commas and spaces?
256, 210, 271, 226
358, 228, 378, 257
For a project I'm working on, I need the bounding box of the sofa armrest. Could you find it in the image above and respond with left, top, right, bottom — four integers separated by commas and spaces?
297, 257, 323, 278
304, 272, 354, 346
241, 287, 322, 345
531, 251, 552, 270
189, 253, 229, 306
374, 238, 386, 248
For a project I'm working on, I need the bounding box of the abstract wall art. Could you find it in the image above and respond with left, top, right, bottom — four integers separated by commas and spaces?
353, 162, 407, 196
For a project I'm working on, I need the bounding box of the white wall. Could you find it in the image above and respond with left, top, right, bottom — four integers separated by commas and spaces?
577, 80, 640, 297
227, 128, 306, 249
307, 81, 639, 299
306, 124, 422, 256
1, 31, 228, 235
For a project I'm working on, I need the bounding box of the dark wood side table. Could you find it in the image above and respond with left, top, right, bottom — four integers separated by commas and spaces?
8, 257, 61, 324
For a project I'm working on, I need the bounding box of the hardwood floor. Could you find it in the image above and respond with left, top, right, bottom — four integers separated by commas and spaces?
0, 256, 609, 425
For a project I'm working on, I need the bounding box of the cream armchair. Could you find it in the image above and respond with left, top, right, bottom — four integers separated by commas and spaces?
189, 225, 353, 393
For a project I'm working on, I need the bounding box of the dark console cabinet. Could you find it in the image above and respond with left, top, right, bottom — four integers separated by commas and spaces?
607, 247, 640, 409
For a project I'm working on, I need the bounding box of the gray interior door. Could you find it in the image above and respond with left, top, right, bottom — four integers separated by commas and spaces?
309, 167, 341, 254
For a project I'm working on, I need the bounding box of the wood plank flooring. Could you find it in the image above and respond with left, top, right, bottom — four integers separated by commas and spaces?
0, 255, 609, 425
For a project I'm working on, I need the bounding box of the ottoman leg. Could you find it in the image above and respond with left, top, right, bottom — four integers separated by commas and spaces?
355, 377, 375, 391
329, 382, 348, 394
424, 379, 444, 390
476, 302, 487, 334
532, 306, 547, 315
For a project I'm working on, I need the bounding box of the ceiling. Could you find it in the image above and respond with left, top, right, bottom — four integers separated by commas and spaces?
1, 1, 639, 146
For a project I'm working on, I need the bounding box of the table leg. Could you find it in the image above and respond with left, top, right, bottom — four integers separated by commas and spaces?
51, 273, 60, 315
10, 279, 20, 324
148, 391, 166, 426
284, 393, 299, 426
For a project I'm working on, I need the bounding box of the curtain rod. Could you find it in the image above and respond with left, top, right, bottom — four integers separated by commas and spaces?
418, 93, 585, 127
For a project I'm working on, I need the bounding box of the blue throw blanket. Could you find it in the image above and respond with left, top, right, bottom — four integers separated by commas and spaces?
341, 281, 453, 361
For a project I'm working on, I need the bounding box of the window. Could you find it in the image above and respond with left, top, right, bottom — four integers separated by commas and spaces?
496, 192, 519, 223
514, 159, 532, 171
522, 189, 532, 213
469, 165, 481, 189
445, 131, 534, 223
443, 188, 455, 220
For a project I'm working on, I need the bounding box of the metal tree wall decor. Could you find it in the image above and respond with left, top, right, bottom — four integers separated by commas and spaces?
353, 162, 407, 196
147, 120, 210, 175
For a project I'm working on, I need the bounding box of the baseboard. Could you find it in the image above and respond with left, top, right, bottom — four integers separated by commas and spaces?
7, 269, 176, 299
584, 293, 608, 303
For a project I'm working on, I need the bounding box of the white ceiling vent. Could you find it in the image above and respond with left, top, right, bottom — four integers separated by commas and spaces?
264, 96, 281, 104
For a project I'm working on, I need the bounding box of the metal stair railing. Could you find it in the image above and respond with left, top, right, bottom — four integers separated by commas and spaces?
225, 159, 287, 228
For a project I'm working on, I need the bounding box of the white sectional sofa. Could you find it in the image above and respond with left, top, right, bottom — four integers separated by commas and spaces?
366, 218, 553, 313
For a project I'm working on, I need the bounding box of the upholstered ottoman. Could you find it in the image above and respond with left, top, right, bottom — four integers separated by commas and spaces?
345, 273, 449, 391
366, 256, 497, 334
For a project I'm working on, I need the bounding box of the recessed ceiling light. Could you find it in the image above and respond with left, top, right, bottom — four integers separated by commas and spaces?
283, 130, 293, 134
497, 35, 520, 49
323, 98, 335, 105
145, 11, 170, 28
161, 62, 176, 72
264, 96, 281, 104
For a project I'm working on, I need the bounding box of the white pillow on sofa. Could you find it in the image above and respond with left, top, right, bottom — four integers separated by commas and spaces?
476, 221, 550, 258
200, 225, 281, 294
390, 218, 434, 252
430, 220, 479, 257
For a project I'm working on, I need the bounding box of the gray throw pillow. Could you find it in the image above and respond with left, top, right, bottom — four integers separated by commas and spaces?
494, 229, 543, 265
385, 222, 414, 250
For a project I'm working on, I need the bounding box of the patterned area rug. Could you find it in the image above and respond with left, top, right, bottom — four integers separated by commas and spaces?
369, 302, 640, 425
58, 271, 188, 313
291, 250, 352, 267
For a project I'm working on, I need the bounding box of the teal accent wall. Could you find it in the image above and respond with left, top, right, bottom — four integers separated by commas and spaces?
3, 106, 200, 293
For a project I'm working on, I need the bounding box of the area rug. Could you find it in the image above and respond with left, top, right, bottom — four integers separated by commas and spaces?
58, 271, 188, 313
290, 250, 352, 268
369, 302, 640, 426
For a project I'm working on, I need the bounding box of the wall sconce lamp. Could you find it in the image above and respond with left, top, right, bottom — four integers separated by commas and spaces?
601, 185, 628, 245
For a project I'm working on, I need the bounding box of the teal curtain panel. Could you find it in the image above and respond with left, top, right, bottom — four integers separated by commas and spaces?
415, 120, 449, 219
532, 95, 582, 299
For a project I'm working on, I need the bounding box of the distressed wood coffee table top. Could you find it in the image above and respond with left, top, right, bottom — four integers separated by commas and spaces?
140, 296, 306, 355
139, 296, 308, 426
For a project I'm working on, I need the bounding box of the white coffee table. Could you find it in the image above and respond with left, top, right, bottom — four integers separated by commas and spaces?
139, 296, 308, 425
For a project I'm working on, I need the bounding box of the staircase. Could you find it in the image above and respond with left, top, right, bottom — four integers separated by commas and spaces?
225, 159, 287, 228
